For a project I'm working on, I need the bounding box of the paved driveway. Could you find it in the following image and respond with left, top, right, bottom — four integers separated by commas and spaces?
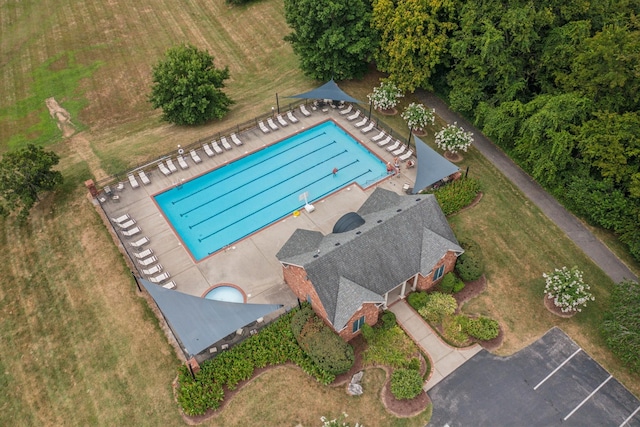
427, 327, 640, 426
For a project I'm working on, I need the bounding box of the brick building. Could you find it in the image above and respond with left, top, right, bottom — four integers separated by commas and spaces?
276, 188, 463, 341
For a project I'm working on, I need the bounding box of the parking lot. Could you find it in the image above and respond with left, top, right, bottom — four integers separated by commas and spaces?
428, 327, 640, 426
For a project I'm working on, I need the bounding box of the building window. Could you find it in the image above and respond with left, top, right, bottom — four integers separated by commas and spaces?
433, 264, 445, 281
352, 315, 365, 333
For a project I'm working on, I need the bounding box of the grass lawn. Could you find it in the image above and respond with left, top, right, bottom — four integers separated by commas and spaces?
1, 0, 639, 425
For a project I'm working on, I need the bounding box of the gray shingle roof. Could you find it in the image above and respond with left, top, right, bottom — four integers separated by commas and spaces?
277, 188, 462, 330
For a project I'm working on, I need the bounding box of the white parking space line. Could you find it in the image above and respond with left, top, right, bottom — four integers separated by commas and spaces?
564, 375, 612, 421
533, 348, 581, 390
619, 404, 640, 427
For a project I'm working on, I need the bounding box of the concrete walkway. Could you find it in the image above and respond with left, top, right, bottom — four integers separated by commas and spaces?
389, 300, 482, 391
416, 90, 638, 284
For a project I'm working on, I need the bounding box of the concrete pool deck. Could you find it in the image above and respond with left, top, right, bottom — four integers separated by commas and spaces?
98, 107, 418, 309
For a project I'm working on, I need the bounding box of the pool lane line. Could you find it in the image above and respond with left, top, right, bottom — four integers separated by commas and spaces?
171, 132, 327, 205
533, 348, 581, 390
190, 156, 357, 230
184, 147, 348, 221
179, 142, 340, 216
198, 167, 372, 243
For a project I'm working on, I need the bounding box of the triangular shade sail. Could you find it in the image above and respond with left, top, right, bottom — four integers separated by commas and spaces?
141, 279, 282, 356
412, 136, 460, 194
288, 79, 362, 104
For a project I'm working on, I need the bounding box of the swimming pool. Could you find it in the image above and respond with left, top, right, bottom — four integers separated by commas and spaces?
203, 285, 245, 303
154, 121, 388, 260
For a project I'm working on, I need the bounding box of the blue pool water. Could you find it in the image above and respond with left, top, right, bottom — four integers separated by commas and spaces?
204, 286, 244, 303
154, 121, 388, 260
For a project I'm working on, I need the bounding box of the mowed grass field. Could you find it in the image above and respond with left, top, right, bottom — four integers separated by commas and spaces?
1, 0, 640, 426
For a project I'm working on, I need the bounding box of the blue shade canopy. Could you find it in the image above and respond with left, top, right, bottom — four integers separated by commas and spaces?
288, 79, 363, 103
412, 136, 460, 194
141, 279, 282, 356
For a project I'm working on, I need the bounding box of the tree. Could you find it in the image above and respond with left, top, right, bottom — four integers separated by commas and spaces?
0, 144, 63, 222
283, 0, 377, 80
401, 103, 435, 132
367, 81, 403, 111
372, 0, 456, 92
149, 44, 233, 126
435, 122, 473, 154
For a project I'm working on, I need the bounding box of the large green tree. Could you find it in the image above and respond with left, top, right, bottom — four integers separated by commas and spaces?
0, 144, 63, 221
283, 0, 376, 80
372, 0, 456, 92
149, 44, 233, 126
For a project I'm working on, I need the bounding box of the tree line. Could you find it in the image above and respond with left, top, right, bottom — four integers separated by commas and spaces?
284, 0, 640, 262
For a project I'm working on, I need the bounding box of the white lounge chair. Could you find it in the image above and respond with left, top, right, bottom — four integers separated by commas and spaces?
115, 182, 125, 191
177, 155, 189, 169
354, 117, 368, 128
386, 140, 401, 152
142, 264, 163, 276
116, 219, 136, 229
139, 170, 151, 185
399, 149, 414, 162
361, 122, 375, 133
300, 105, 311, 116
122, 226, 141, 237
162, 281, 177, 290
371, 131, 386, 141
203, 143, 215, 157
340, 104, 353, 115
166, 159, 178, 173
392, 145, 407, 156
347, 110, 361, 121
258, 121, 270, 133
130, 237, 149, 248
377, 136, 392, 147
133, 248, 153, 259
190, 149, 202, 163
212, 141, 223, 154
158, 162, 172, 176
231, 133, 243, 146
277, 114, 288, 127
111, 214, 131, 224
287, 111, 299, 123
221, 137, 232, 150
128, 174, 140, 189
138, 255, 158, 266
267, 118, 279, 130
149, 271, 170, 283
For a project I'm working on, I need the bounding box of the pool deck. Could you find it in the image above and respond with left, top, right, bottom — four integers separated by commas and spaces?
98, 107, 418, 309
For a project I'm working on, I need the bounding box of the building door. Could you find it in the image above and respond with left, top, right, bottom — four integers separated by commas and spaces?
385, 281, 406, 306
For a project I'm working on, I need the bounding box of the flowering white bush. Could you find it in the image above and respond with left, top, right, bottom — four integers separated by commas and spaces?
435, 122, 474, 154
543, 266, 595, 313
321, 413, 362, 427
367, 81, 403, 111
401, 103, 435, 131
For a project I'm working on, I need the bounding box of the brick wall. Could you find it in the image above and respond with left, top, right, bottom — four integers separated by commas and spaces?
338, 303, 381, 341
282, 264, 329, 322
416, 251, 459, 291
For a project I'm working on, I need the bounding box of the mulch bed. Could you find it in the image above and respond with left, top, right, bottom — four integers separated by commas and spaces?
543, 295, 577, 318
453, 275, 486, 308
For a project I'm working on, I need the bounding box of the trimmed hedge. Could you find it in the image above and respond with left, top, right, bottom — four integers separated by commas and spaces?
177, 308, 336, 416
429, 177, 481, 215
381, 311, 397, 329
292, 306, 355, 375
440, 272, 465, 293
390, 369, 424, 400
455, 253, 483, 282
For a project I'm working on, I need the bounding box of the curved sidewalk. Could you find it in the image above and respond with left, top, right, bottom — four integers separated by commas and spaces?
416, 90, 638, 284
389, 300, 482, 391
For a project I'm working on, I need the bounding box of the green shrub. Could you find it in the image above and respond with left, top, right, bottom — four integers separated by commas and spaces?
418, 292, 457, 323
442, 315, 470, 346
440, 272, 466, 293
361, 323, 375, 342
296, 311, 354, 375
453, 279, 466, 293
363, 325, 418, 369
291, 305, 313, 337
465, 317, 500, 341
601, 280, 640, 373
407, 357, 421, 371
407, 291, 429, 310
390, 369, 424, 400
455, 253, 483, 282
429, 177, 481, 215
381, 311, 397, 329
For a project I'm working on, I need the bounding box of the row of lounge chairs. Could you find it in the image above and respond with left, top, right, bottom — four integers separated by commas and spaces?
110, 214, 176, 289
259, 109, 303, 134
370, 131, 414, 162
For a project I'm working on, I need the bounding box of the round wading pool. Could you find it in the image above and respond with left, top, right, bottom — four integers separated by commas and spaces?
202, 284, 245, 303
